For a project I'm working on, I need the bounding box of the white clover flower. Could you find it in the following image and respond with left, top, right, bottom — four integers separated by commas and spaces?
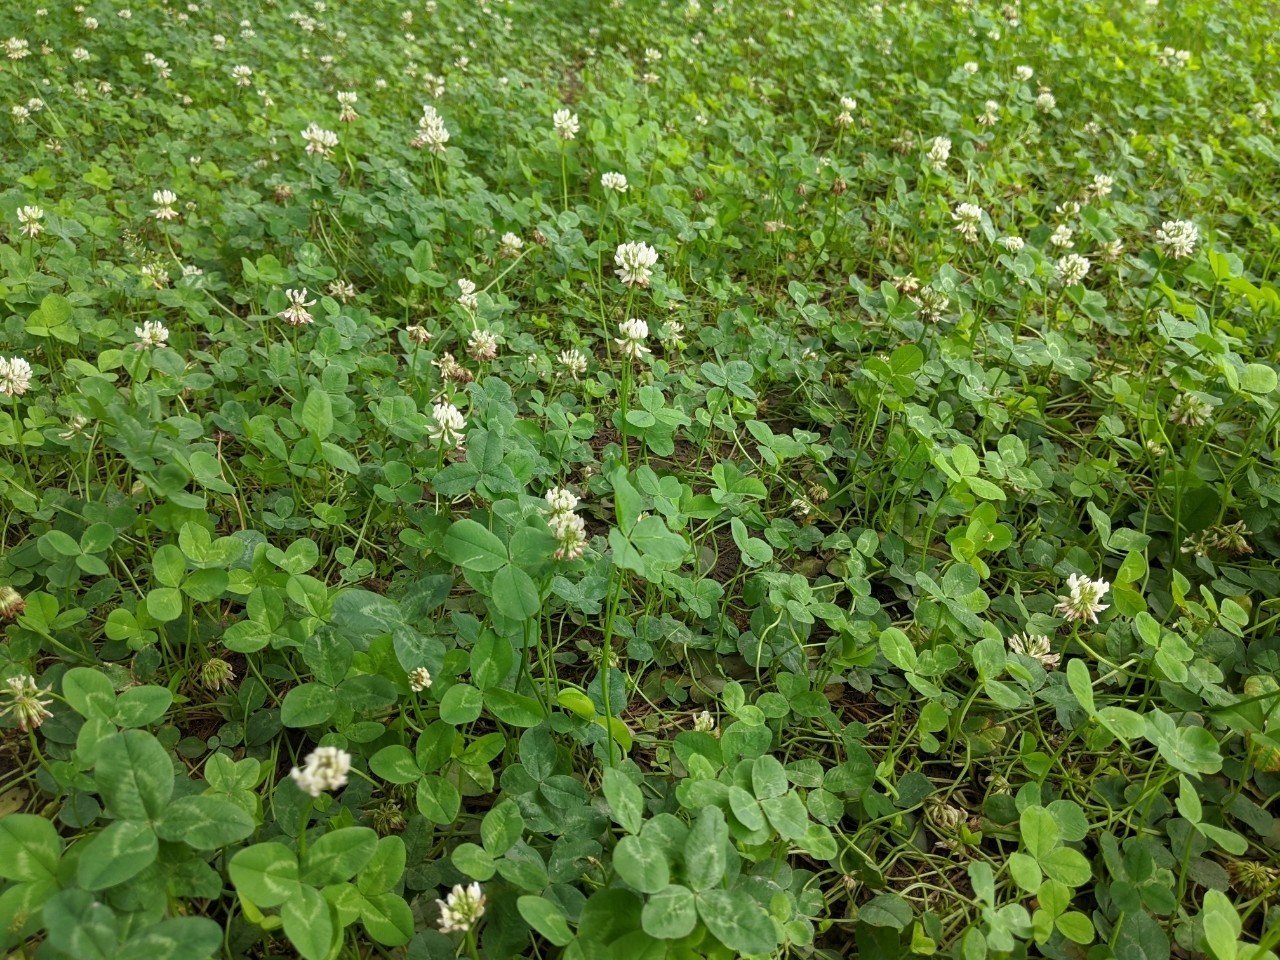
118, 8, 132, 18
1170, 392, 1213, 427
11, 105, 30, 124
1, 675, 53, 731
337, 90, 358, 122
289, 746, 352, 797
406, 324, 432, 344
83, 15, 98, 28
600, 171, 629, 193
1088, 174, 1114, 199
408, 666, 432, 692
912, 287, 950, 322
558, 347, 588, 378
693, 710, 717, 733
1100, 238, 1124, 261
1049, 223, 1074, 249
552, 108, 579, 140
1154, 219, 1198, 259
437, 882, 486, 934
615, 317, 651, 359
151, 189, 179, 221
614, 241, 658, 286
544, 487, 579, 514
926, 135, 951, 171
231, 64, 252, 87
644, 47, 662, 63
548, 510, 587, 560
1015, 65, 1034, 81
1055, 253, 1090, 285
301, 122, 338, 158
951, 202, 984, 242
428, 402, 466, 448
998, 235, 1024, 253
71, 47, 90, 62
278, 288, 316, 326
4, 38, 30, 60
660, 319, 685, 348
977, 100, 1000, 126
467, 328, 499, 361
1035, 90, 1056, 112
963, 61, 978, 74
0, 357, 34, 396
16, 205, 43, 238
1007, 633, 1059, 669
327, 279, 355, 302
135, 320, 170, 348
499, 232, 524, 257
1054, 573, 1111, 624
413, 103, 450, 153
456, 278, 478, 311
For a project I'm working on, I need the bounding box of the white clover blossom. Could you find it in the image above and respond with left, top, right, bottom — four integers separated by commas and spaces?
0, 357, 34, 396
926, 135, 951, 171
456, 278, 478, 311
135, 320, 170, 348
1015, 65, 1034, 81
500, 232, 524, 257
428, 402, 466, 448
614, 241, 658, 286
951, 202, 984, 242
1055, 253, 1090, 285
278, 288, 316, 326
1155, 219, 1198, 259
467, 328, 498, 361
600, 171, 629, 193
1007, 633, 1059, 669
1054, 573, 1111, 624
1035, 90, 1056, 112
337, 90, 358, 122
1170, 391, 1213, 427
544, 487, 579, 514
558, 347, 588, 378
998, 235, 1024, 253
301, 122, 339, 158
16, 205, 43, 238
231, 64, 252, 86
977, 100, 999, 126
1049, 224, 1074, 249
1, 675, 54, 731
414, 103, 450, 153
151, 189, 179, 221
552, 108, 579, 140
437, 882, 486, 934
408, 666, 432, 692
289, 746, 352, 797
615, 317, 651, 359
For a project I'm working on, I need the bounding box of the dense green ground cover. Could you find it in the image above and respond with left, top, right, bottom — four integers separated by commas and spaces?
1, 0, 1279, 957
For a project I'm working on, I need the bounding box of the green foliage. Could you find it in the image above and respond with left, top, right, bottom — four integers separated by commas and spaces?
2, 0, 1280, 958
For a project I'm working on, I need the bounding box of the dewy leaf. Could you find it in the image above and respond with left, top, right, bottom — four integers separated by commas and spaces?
440, 519, 508, 572
684, 806, 728, 891
229, 842, 301, 908
76, 820, 159, 891
93, 730, 174, 822
155, 795, 255, 850
697, 888, 778, 954
0, 814, 63, 881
